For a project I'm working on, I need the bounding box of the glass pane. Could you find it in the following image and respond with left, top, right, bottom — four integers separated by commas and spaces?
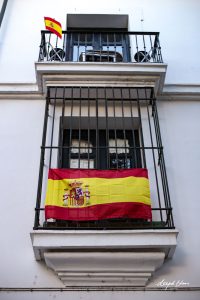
70, 159, 94, 169
109, 138, 129, 154
73, 45, 93, 61
110, 157, 131, 169
71, 139, 93, 153
102, 45, 123, 55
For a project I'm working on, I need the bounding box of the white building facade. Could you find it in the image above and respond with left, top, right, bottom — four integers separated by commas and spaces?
0, 0, 200, 299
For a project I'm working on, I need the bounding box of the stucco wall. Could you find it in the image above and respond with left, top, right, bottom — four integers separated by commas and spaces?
0, 0, 200, 298
0, 0, 200, 84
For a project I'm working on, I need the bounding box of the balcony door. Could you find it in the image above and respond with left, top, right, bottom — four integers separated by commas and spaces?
65, 29, 131, 62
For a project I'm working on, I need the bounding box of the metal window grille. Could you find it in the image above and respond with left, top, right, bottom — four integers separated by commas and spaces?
34, 86, 174, 230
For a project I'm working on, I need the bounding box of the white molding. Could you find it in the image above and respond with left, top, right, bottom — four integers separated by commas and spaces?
164, 84, 200, 94
30, 229, 178, 260
35, 62, 167, 96
30, 229, 179, 260
30, 229, 178, 287
44, 251, 165, 287
159, 84, 200, 101
0, 83, 44, 100
1, 81, 200, 101
0, 83, 38, 92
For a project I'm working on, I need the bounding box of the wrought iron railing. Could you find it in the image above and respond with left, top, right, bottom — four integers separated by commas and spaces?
34, 86, 174, 230
38, 30, 163, 63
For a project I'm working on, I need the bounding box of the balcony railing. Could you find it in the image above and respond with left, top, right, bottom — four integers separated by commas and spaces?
38, 30, 163, 63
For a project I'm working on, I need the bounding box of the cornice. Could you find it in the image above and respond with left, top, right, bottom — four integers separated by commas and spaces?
0, 83, 44, 100
35, 62, 167, 96
1, 82, 200, 101
158, 84, 200, 101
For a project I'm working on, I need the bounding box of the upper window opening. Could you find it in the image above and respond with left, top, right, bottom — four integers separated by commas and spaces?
65, 14, 130, 62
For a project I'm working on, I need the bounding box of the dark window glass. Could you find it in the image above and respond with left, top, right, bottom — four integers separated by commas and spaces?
66, 29, 130, 62
61, 129, 141, 169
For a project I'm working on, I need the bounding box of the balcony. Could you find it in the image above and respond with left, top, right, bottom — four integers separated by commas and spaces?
35, 31, 167, 95
38, 30, 163, 63
33, 86, 174, 231
30, 86, 178, 287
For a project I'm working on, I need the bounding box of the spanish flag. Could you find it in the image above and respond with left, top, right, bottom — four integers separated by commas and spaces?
45, 168, 152, 221
44, 17, 62, 39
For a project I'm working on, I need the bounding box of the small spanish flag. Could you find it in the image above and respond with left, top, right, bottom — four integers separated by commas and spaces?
44, 17, 62, 39
45, 168, 152, 221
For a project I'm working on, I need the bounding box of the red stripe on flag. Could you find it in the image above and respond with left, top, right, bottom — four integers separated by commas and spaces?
48, 168, 148, 180
44, 16, 62, 27
45, 26, 62, 38
45, 202, 152, 221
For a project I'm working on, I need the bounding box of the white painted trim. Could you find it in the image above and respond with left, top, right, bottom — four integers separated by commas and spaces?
30, 229, 178, 261
1, 81, 200, 101
159, 84, 200, 101
163, 84, 200, 94
0, 83, 44, 100
30, 229, 178, 287
35, 62, 167, 95
43, 251, 165, 287
0, 83, 38, 92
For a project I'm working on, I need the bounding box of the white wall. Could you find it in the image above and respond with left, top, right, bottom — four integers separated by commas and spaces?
0, 99, 200, 291
0, 100, 63, 287
0, 0, 200, 84
151, 100, 200, 286
0, 0, 200, 297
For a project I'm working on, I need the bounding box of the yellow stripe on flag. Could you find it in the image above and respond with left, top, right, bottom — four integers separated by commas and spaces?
45, 176, 151, 208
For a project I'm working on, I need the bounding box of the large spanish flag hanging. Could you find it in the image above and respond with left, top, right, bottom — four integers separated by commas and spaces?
45, 168, 152, 221
44, 17, 62, 39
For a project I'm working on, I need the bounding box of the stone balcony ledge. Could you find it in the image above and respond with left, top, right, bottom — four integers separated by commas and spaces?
30, 229, 178, 287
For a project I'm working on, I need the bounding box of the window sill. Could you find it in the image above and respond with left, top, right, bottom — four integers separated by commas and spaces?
30, 229, 178, 287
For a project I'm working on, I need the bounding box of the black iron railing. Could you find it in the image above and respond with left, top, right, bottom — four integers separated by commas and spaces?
34, 86, 174, 230
38, 30, 163, 63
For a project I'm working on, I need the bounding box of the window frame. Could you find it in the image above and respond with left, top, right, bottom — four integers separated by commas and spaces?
60, 128, 142, 170
65, 28, 131, 62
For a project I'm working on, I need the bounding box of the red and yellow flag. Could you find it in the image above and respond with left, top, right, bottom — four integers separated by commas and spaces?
45, 168, 152, 221
44, 17, 62, 39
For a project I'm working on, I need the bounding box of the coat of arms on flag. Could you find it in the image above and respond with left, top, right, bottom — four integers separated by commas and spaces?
63, 181, 90, 207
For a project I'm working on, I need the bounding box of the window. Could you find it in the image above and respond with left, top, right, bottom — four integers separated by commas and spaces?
66, 30, 130, 62
34, 86, 174, 230
65, 14, 130, 62
61, 129, 141, 169
62, 129, 96, 169
57, 87, 144, 171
